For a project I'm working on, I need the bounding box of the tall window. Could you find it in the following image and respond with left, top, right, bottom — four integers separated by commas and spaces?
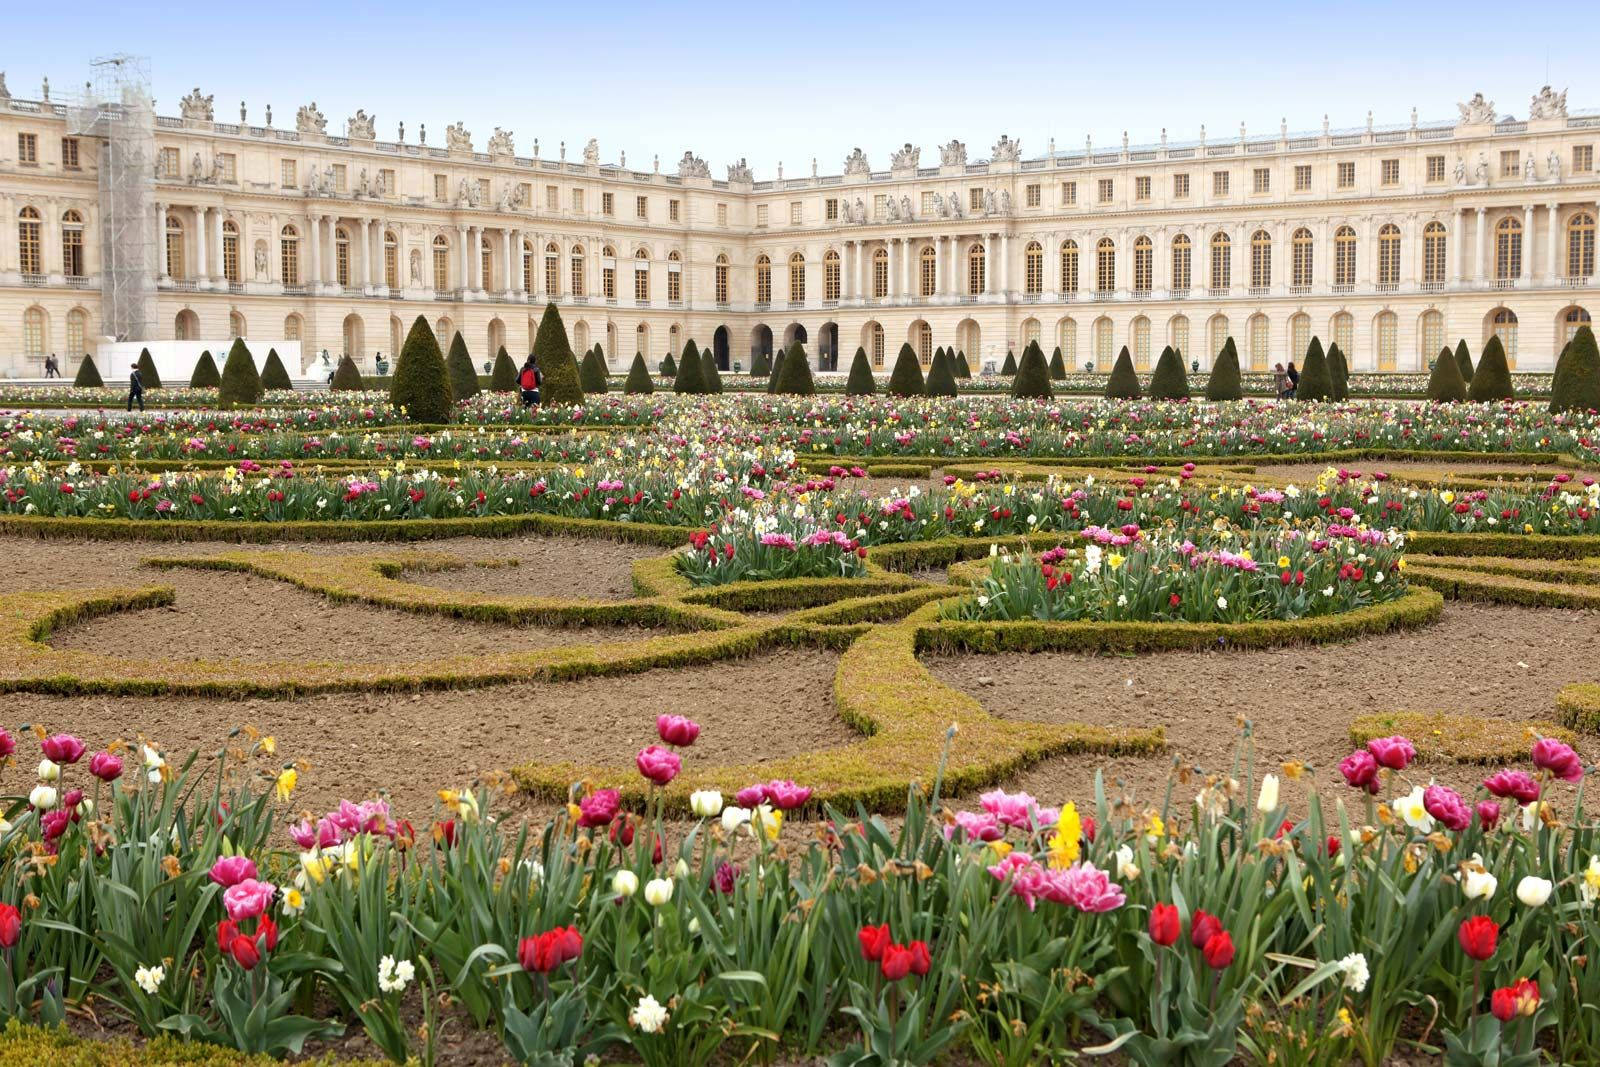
1291, 227, 1313, 288
667, 251, 682, 303
1132, 317, 1151, 369
61, 210, 84, 277
1568, 213, 1596, 279
716, 255, 730, 304
1377, 224, 1401, 287
1095, 238, 1115, 293
1209, 231, 1230, 290
23, 307, 44, 354
1208, 315, 1229, 361
544, 243, 559, 295
1249, 314, 1270, 370
481, 235, 494, 291
1060, 318, 1077, 367
1563, 307, 1592, 345
221, 219, 239, 283
873, 248, 888, 298
1060, 240, 1079, 294
1024, 241, 1043, 295
869, 322, 884, 367
1249, 230, 1271, 289
433, 235, 451, 292
968, 243, 986, 295
918, 246, 935, 298
1290, 313, 1310, 358
755, 255, 772, 304
633, 248, 650, 302
1133, 236, 1152, 293
66, 308, 85, 355
1495, 218, 1522, 281
1332, 312, 1354, 359
281, 225, 300, 285
520, 241, 532, 294
1169, 316, 1188, 361
386, 232, 400, 290
602, 246, 616, 300
17, 208, 42, 275
335, 228, 350, 287
570, 245, 586, 299
1333, 226, 1356, 287
827, 249, 843, 301
1171, 235, 1191, 291
788, 252, 805, 303
1094, 318, 1113, 364
1376, 311, 1397, 371
917, 322, 933, 364
164, 214, 184, 278
1492, 308, 1518, 366
1420, 309, 1444, 360
284, 315, 301, 342
1423, 222, 1447, 284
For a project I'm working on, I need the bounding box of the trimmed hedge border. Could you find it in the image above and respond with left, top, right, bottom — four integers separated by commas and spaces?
1408, 563, 1600, 610
1405, 532, 1600, 560
1558, 684, 1600, 732
1349, 711, 1575, 764
0, 1022, 385, 1066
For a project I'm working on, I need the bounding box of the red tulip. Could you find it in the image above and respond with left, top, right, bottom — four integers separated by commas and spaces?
1202, 930, 1235, 970
0, 902, 20, 948
1148, 903, 1180, 947
858, 922, 891, 962
1366, 735, 1415, 771
40, 734, 86, 764
880, 943, 913, 981
229, 933, 261, 970
555, 925, 583, 964
88, 751, 123, 782
1490, 977, 1539, 1021
1531, 738, 1584, 783
656, 714, 701, 747
517, 935, 543, 973
577, 788, 620, 828
0, 729, 15, 759
258, 914, 279, 953
1189, 909, 1221, 949
1458, 915, 1499, 961
907, 940, 932, 977
216, 919, 238, 954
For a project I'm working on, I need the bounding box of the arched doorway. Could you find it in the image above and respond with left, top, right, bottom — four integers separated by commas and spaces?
817, 322, 839, 371
1486, 307, 1518, 368
750, 324, 773, 365
342, 313, 365, 364
861, 321, 885, 368
782, 322, 808, 351
487, 318, 505, 364
956, 318, 980, 367
1559, 306, 1591, 349
174, 308, 199, 340
713, 325, 731, 371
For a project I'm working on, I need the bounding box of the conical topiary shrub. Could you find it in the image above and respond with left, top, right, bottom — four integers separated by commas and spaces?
189, 350, 221, 389
887, 343, 926, 397
1105, 346, 1141, 399
1328, 343, 1350, 400
580, 346, 609, 393
389, 315, 453, 422
490, 346, 518, 391
624, 352, 655, 395
927, 347, 958, 397
331, 354, 364, 391
1550, 326, 1600, 414
531, 303, 584, 407
1001, 350, 1017, 375
1011, 340, 1053, 399
1455, 339, 1474, 383
1148, 345, 1190, 400
955, 351, 972, 378
1296, 337, 1334, 402
1425, 346, 1467, 402
261, 348, 293, 391
766, 348, 785, 394
446, 332, 480, 400
1206, 337, 1244, 401
660, 353, 677, 377
750, 349, 770, 377
136, 347, 162, 389
673, 340, 707, 394
73, 353, 104, 388
845, 347, 876, 396
219, 337, 265, 408
1049, 346, 1067, 380
1467, 335, 1515, 402
772, 341, 815, 395
700, 348, 723, 395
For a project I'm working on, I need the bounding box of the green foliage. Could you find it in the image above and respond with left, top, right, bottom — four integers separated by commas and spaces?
1049, 346, 1067, 380
330, 355, 364, 392
389, 315, 454, 422
766, 347, 784, 393
954, 350, 972, 378
1296, 336, 1334, 402
72, 353, 103, 388
1148, 344, 1190, 400
260, 348, 293, 392
887, 343, 926, 397
926, 347, 959, 397
1010, 340, 1053, 399
135, 347, 161, 389
750, 348, 770, 376
1105, 345, 1141, 399
1455, 338, 1474, 382
771, 340, 816, 395
188, 350, 220, 389
660, 353, 677, 377
489, 346, 518, 391
530, 303, 584, 406
1001, 350, 1017, 375
1328, 342, 1350, 400
699, 347, 723, 395
672, 340, 707, 394
1467, 334, 1515, 402
579, 346, 609, 394
446, 332, 480, 400
1205, 337, 1244, 401
624, 352, 655, 395
845, 347, 876, 396
1550, 326, 1600, 414
218, 338, 264, 409
1426, 346, 1468, 402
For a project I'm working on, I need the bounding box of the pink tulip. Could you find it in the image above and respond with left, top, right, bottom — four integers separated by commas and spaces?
40, 734, 87, 765
1531, 738, 1584, 783
979, 788, 1041, 830
734, 784, 767, 809
577, 788, 621, 828
209, 855, 258, 888
1476, 800, 1502, 831
656, 715, 700, 748
88, 752, 123, 782
635, 745, 681, 786
1482, 769, 1541, 804
1338, 750, 1381, 794
1050, 861, 1126, 913
943, 810, 1004, 842
288, 819, 319, 850
0, 729, 15, 759
1366, 736, 1415, 771
1423, 784, 1470, 832
762, 780, 812, 811
222, 878, 276, 921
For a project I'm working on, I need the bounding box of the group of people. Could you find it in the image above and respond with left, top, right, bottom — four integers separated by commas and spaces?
42, 353, 63, 378
1273, 361, 1301, 399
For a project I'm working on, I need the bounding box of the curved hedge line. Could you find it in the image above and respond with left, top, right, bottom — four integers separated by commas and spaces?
1558, 683, 1600, 732
1349, 711, 1575, 763
0, 1023, 384, 1066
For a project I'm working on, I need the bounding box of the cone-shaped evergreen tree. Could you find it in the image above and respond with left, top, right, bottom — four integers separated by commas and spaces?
261, 348, 293, 391
446, 332, 480, 400
1205, 338, 1244, 401
531, 303, 584, 407
389, 315, 453, 421
1467, 335, 1515, 402
766, 347, 785, 393
136, 347, 162, 389
188, 350, 221, 389
660, 353, 677, 377
73, 353, 104, 387
490, 346, 518, 391
218, 338, 265, 408
1328, 343, 1350, 400
750, 349, 770, 377
1454, 339, 1475, 383
1550, 326, 1600, 414
1049, 346, 1067, 380
955, 350, 972, 378
580, 346, 610, 393
624, 352, 655, 395
672, 340, 707, 394
1425, 346, 1468, 402
845, 347, 876, 395
1105, 346, 1142, 399
331, 354, 364, 391
772, 341, 816, 395
927, 347, 959, 397
1011, 340, 1053, 399
1296, 337, 1334, 402
700, 348, 723, 395
887, 342, 926, 397
1148, 345, 1191, 400
1001, 350, 1017, 375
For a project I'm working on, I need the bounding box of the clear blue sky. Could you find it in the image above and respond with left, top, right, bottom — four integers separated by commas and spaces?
6, 1, 1596, 177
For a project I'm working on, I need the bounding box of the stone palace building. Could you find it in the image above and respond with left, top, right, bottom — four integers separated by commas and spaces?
0, 69, 1596, 378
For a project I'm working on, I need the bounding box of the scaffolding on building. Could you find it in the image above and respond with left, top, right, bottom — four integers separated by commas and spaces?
68, 55, 155, 343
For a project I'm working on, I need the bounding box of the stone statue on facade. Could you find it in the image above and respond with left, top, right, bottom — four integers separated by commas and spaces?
211, 155, 226, 183
190, 153, 204, 183
357, 169, 370, 197
410, 249, 422, 284
852, 197, 866, 224
1548, 150, 1562, 181
446, 122, 472, 153
487, 127, 515, 157
1524, 154, 1536, 182
322, 164, 335, 192
727, 158, 753, 183
677, 151, 710, 179
254, 242, 268, 278
1474, 152, 1489, 185
375, 170, 387, 196
583, 138, 599, 166
0, 72, 9, 102
296, 102, 327, 135
998, 190, 1012, 214
939, 140, 966, 167
982, 189, 998, 215
347, 109, 376, 140
1456, 93, 1496, 125
1528, 85, 1568, 120
180, 88, 214, 122
931, 191, 947, 218
890, 143, 919, 170
900, 195, 913, 220
886, 196, 901, 221
950, 190, 965, 218
306, 167, 322, 194
991, 135, 1021, 163
1454, 157, 1467, 185
457, 177, 480, 207
844, 148, 870, 175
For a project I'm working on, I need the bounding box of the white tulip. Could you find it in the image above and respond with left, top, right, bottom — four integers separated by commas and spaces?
689, 790, 723, 818
36, 759, 60, 782
28, 785, 57, 810
720, 806, 751, 833
1338, 952, 1369, 993
1256, 774, 1280, 813
644, 877, 674, 907
612, 869, 639, 898
1516, 875, 1553, 907
1461, 855, 1498, 901
630, 993, 669, 1034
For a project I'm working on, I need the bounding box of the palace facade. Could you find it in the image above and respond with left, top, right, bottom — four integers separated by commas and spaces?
0, 73, 1596, 378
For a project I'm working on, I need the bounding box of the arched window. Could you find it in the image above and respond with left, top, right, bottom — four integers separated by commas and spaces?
968, 242, 986, 296
1208, 314, 1229, 361
1132, 316, 1151, 369
1209, 231, 1231, 291
870, 247, 886, 299
788, 252, 805, 303
335, 227, 351, 287
1249, 229, 1271, 289
221, 219, 239, 283
284, 314, 302, 341
1331, 311, 1354, 360
1291, 228, 1313, 289
1024, 241, 1043, 295
755, 254, 772, 304
1563, 306, 1592, 346
1059, 318, 1077, 368
1095, 238, 1115, 293
631, 248, 649, 302
1133, 236, 1152, 294
1060, 240, 1079, 294
1022, 318, 1040, 348
1333, 226, 1356, 288
480, 234, 494, 292
869, 322, 885, 367
600, 245, 617, 301
635, 322, 650, 358
66, 308, 86, 355
667, 250, 682, 304
165, 213, 184, 279
1169, 315, 1189, 361
18, 207, 42, 276
1495, 218, 1522, 281
1376, 311, 1398, 371
1248, 314, 1270, 370
1093, 317, 1113, 365
62, 210, 85, 278
385, 231, 400, 290
571, 245, 587, 299
715, 254, 730, 304
280, 224, 300, 285
22, 306, 45, 354
1290, 313, 1310, 359
918, 246, 935, 298
827, 249, 843, 301
1491, 308, 1518, 366
433, 235, 451, 292
1420, 309, 1444, 361
229, 310, 245, 339
174, 309, 194, 341
916, 321, 933, 364
544, 242, 560, 295
1568, 213, 1596, 280
1170, 234, 1191, 292
1377, 224, 1401, 288
1423, 222, 1447, 285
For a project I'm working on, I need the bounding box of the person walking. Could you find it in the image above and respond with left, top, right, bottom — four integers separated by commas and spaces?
1285, 360, 1300, 399
44, 353, 59, 378
1272, 363, 1288, 399
517, 354, 541, 409
127, 362, 145, 412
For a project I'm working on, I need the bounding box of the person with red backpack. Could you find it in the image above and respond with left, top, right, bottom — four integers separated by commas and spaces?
518, 355, 541, 408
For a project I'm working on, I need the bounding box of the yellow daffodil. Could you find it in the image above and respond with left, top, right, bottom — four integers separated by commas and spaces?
1048, 803, 1082, 869
274, 768, 297, 802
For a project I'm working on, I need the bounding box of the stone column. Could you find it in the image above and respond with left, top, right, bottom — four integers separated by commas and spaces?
933, 237, 943, 298
1521, 205, 1534, 284
1473, 207, 1487, 284
1546, 203, 1560, 282
361, 218, 373, 289
1402, 215, 1418, 292
855, 241, 865, 301
153, 201, 167, 280
843, 242, 854, 301
507, 229, 519, 295
307, 213, 320, 286
215, 209, 225, 283
457, 225, 469, 293
985, 233, 997, 296
1447, 212, 1461, 287
268, 213, 280, 285
1000, 233, 1011, 296
904, 239, 913, 301
195, 205, 209, 283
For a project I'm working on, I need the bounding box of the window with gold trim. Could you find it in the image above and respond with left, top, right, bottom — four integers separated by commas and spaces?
1492, 308, 1518, 367
1420, 309, 1444, 360
755, 254, 772, 304
1380, 159, 1399, 186
22, 307, 44, 354
434, 235, 451, 292
1495, 217, 1522, 280
870, 322, 884, 367
1567, 212, 1595, 278
1563, 306, 1592, 345
667, 251, 682, 303
1336, 161, 1355, 188
1095, 238, 1115, 292
163, 213, 183, 279
826, 249, 842, 301
1294, 165, 1311, 191
572, 245, 588, 298
388, 232, 402, 290
335, 227, 351, 287
1060, 240, 1079, 294
1376, 311, 1397, 370
1291, 227, 1313, 287
788, 252, 805, 302
918, 246, 935, 298
543, 242, 559, 295
968, 243, 986, 295
1133, 236, 1152, 293
873, 247, 889, 298
1209, 231, 1231, 290
1024, 241, 1043, 295
1334, 226, 1356, 287
1377, 224, 1401, 287
602, 246, 616, 301
67, 308, 85, 355
1249, 230, 1271, 288
1332, 311, 1353, 359
633, 248, 649, 302
1423, 222, 1447, 283
917, 321, 933, 364
281, 225, 300, 286
715, 254, 730, 304
62, 209, 84, 278
1171, 235, 1191, 291
221, 219, 239, 283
